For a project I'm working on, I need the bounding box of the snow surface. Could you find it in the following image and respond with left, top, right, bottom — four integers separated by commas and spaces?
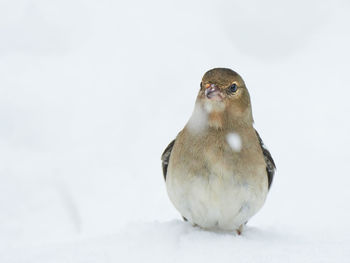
1, 0, 350, 262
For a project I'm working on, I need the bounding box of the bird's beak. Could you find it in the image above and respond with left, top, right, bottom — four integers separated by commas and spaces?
205, 84, 222, 100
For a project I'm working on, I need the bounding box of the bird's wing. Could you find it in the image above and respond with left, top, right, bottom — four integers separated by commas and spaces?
255, 130, 276, 190
161, 139, 176, 181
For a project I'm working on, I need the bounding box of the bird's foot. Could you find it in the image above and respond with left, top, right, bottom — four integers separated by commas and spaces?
236, 224, 245, 235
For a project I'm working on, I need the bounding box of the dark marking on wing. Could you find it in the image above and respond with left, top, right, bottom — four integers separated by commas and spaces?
161, 139, 187, 221
255, 130, 276, 190
161, 139, 175, 181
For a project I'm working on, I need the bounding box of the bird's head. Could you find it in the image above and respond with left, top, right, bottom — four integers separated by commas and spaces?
195, 68, 253, 129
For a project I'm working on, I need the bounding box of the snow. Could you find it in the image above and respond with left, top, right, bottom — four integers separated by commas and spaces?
227, 133, 242, 152
1, 0, 350, 262
187, 102, 208, 133
2, 220, 348, 263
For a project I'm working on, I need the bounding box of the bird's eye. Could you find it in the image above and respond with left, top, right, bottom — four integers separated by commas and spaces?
228, 83, 238, 93
200, 82, 202, 90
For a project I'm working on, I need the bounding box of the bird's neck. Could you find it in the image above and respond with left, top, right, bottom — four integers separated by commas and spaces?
208, 111, 225, 129
186, 102, 253, 134
208, 110, 253, 131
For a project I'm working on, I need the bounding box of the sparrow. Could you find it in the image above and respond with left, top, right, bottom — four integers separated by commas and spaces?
161, 68, 275, 234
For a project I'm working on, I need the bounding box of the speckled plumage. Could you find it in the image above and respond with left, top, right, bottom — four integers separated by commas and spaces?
161, 68, 275, 233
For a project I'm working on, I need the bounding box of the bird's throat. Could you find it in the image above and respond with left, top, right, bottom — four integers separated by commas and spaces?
208, 111, 224, 129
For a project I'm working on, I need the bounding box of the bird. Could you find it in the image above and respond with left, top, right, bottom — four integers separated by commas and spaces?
161, 68, 275, 234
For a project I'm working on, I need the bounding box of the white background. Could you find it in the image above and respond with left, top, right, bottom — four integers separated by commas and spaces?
1, 0, 349, 262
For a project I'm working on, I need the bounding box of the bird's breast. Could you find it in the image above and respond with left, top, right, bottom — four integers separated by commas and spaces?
166, 130, 268, 230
